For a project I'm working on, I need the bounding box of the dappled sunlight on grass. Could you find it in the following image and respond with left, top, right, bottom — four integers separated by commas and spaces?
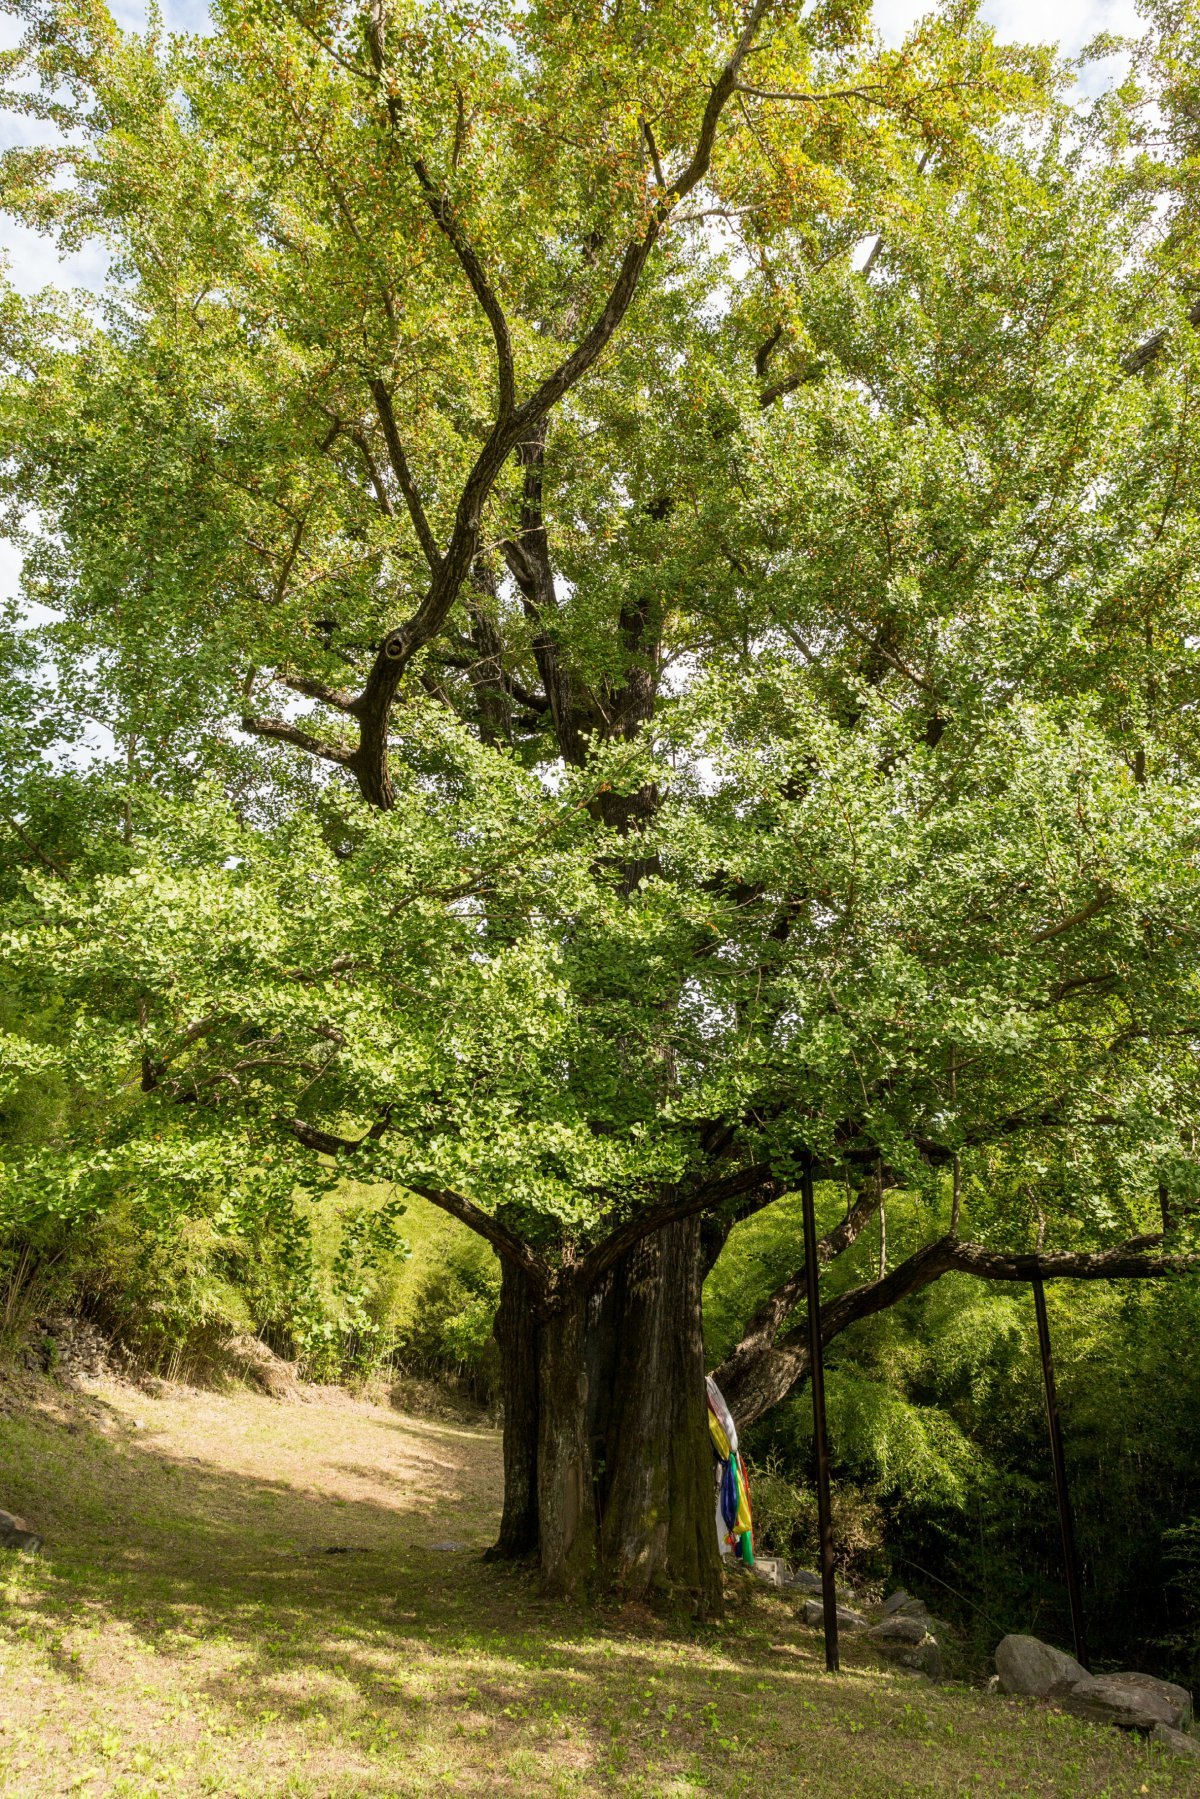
0, 1377, 1194, 1795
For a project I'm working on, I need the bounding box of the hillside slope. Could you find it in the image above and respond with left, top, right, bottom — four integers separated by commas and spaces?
0, 1377, 1191, 1797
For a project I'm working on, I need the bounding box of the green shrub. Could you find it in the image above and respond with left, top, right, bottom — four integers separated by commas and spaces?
749, 1456, 888, 1593
0, 1236, 72, 1355
0, 1176, 503, 1396
386, 1215, 501, 1403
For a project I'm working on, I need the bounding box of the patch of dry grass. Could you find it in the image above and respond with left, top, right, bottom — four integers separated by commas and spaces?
0, 1375, 1193, 1796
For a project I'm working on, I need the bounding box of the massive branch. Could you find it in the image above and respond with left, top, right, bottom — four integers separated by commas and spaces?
240, 714, 355, 766
284, 1099, 792, 1300
712, 1184, 883, 1393
501, 418, 585, 766
281, 1115, 552, 1286
412, 158, 516, 422
403, 1183, 553, 1288
369, 380, 442, 571
572, 1164, 786, 1293
714, 1230, 1200, 1427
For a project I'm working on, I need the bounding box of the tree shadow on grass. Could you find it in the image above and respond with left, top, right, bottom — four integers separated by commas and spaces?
4, 1389, 1170, 1799
0, 1386, 835, 1792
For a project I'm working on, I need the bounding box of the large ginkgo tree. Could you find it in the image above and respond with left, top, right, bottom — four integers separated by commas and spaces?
3, 0, 1200, 1612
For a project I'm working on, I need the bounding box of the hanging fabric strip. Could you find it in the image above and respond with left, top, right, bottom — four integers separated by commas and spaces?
706, 1375, 753, 1566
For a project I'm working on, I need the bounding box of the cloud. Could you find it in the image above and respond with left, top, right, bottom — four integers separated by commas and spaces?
876, 0, 1143, 47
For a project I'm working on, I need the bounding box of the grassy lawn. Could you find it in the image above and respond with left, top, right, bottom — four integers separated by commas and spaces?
0, 1376, 1193, 1797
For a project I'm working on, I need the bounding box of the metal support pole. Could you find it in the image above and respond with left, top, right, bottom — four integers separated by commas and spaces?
1031, 1270, 1089, 1670
801, 1158, 840, 1672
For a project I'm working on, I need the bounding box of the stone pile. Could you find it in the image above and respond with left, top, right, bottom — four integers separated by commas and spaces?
752, 1560, 948, 1679
994, 1633, 1197, 1760
23, 1314, 116, 1382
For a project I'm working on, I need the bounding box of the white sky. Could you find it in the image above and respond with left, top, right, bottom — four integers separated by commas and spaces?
0, 0, 1144, 621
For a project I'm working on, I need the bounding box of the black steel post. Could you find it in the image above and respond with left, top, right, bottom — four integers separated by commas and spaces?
1031, 1270, 1089, 1670
801, 1158, 840, 1673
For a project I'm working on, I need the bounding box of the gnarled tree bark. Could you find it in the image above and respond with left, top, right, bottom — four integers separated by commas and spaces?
585, 1216, 722, 1614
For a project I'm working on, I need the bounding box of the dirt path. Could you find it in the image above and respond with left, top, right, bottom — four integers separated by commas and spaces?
0, 1377, 1191, 1796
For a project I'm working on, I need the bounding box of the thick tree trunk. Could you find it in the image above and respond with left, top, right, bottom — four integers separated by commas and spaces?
489, 1259, 541, 1559
531, 1217, 722, 1616
536, 1294, 597, 1594
588, 1215, 723, 1616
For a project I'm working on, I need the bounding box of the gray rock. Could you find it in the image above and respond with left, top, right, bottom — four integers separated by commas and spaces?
872, 1614, 932, 1647
1116, 1671, 1192, 1728
994, 1634, 1087, 1699
1062, 1671, 1193, 1734
867, 1613, 943, 1679
788, 1566, 852, 1601
789, 1568, 825, 1593
1150, 1721, 1200, 1758
882, 1588, 929, 1619
0, 1508, 43, 1553
803, 1598, 868, 1631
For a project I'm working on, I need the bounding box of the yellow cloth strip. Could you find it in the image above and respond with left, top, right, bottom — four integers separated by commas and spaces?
707, 1410, 732, 1461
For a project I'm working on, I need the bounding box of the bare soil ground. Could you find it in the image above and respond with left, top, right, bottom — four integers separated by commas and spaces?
0, 1374, 1192, 1796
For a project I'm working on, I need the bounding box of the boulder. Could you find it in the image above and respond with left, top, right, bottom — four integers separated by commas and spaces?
874, 1613, 933, 1647
1061, 1672, 1193, 1734
867, 1613, 943, 1679
1117, 1671, 1192, 1728
0, 1509, 43, 1553
882, 1588, 929, 1619
803, 1598, 868, 1631
994, 1634, 1086, 1699
1150, 1722, 1200, 1759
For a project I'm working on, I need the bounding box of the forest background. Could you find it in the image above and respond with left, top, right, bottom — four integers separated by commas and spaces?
2, 0, 1200, 1702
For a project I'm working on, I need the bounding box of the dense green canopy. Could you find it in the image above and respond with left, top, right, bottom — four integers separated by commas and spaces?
2, 0, 1200, 1371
